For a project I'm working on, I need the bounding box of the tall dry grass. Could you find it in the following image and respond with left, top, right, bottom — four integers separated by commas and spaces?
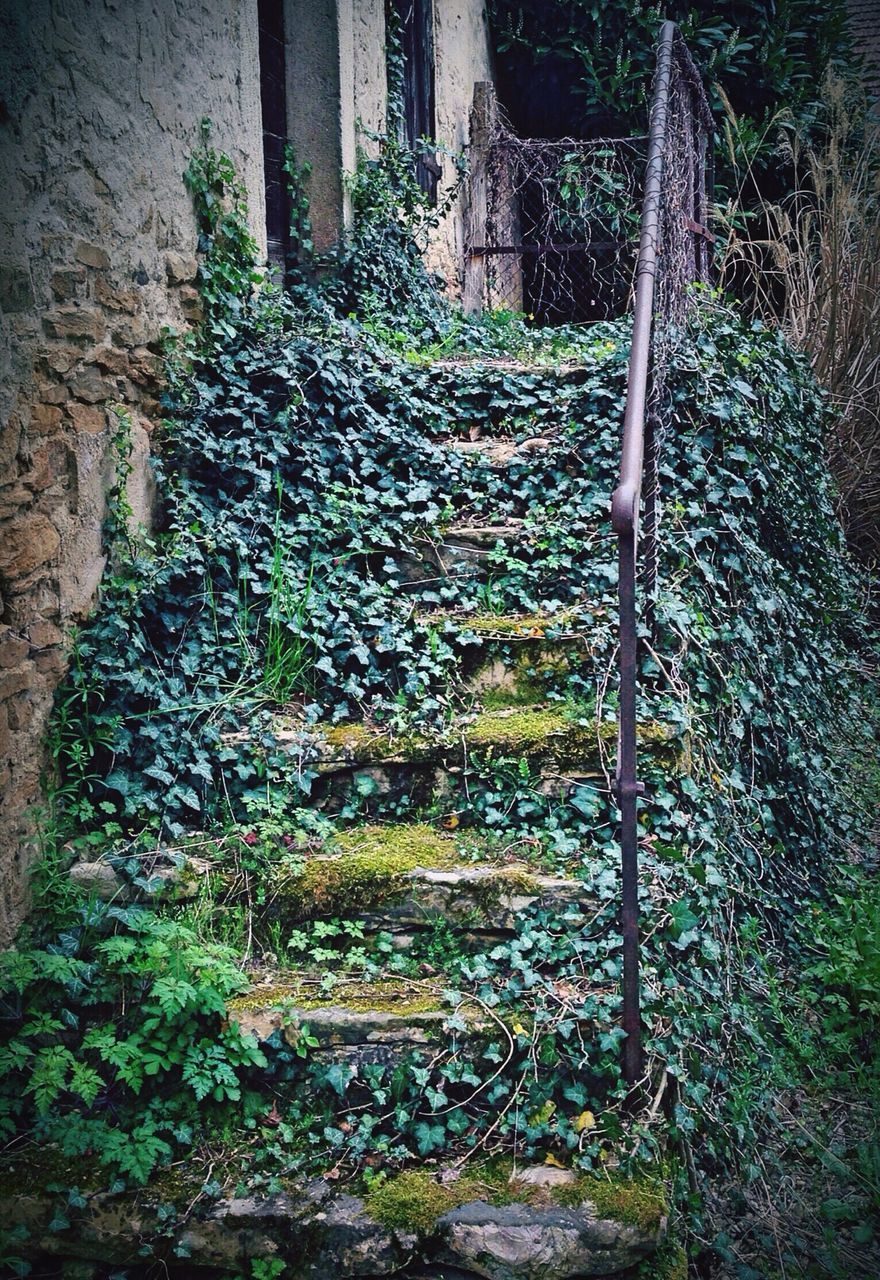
717, 77, 880, 567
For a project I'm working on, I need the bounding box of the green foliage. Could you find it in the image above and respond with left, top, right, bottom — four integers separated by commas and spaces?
490, 0, 849, 142
184, 118, 263, 341
801, 875, 880, 1068
5, 136, 874, 1246
0, 910, 266, 1184
324, 128, 465, 330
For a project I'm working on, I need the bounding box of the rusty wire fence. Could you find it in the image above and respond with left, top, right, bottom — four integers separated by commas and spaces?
464, 124, 647, 323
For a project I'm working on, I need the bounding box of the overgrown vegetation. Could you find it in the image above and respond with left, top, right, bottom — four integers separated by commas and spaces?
1, 111, 877, 1280
489, 0, 849, 157
720, 74, 880, 569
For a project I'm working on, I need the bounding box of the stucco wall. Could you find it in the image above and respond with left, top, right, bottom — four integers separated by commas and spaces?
0, 0, 265, 945
428, 0, 494, 287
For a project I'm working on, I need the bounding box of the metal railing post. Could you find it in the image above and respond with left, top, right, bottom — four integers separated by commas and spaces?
611, 18, 677, 1100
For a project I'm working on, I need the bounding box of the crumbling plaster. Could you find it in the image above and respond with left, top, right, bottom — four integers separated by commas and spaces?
0, 0, 265, 944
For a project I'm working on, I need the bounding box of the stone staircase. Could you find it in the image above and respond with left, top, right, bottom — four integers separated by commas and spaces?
6, 353, 682, 1277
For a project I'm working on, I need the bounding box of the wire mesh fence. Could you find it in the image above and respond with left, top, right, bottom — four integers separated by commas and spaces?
463, 46, 713, 333
465, 128, 647, 323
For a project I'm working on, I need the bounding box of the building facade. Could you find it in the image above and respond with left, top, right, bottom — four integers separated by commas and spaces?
0, 0, 493, 943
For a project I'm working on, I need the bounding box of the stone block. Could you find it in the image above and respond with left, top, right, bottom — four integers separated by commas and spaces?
0, 667, 32, 701
0, 631, 29, 667
44, 307, 106, 342
74, 240, 111, 270
51, 267, 87, 301
0, 486, 34, 522
32, 648, 67, 677
29, 403, 63, 435
28, 621, 63, 648
93, 345, 132, 376
7, 693, 34, 731
23, 440, 74, 494
94, 276, 140, 313
42, 348, 77, 375
0, 514, 60, 579
38, 382, 70, 405
69, 860, 128, 902
0, 412, 22, 471
178, 284, 203, 320
67, 402, 109, 434
69, 366, 113, 403
165, 250, 199, 284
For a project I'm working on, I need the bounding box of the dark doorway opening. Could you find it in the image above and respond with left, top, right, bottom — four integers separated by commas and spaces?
258, 0, 289, 269
391, 0, 440, 202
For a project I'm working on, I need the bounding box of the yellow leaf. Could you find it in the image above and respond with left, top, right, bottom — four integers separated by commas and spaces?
512, 1020, 527, 1036
528, 1100, 556, 1126
573, 1110, 596, 1133
544, 1154, 567, 1168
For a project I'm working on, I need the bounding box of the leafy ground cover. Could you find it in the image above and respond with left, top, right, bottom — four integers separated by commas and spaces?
1, 134, 877, 1278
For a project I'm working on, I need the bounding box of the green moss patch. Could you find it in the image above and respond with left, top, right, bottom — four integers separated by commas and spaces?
569, 1172, 667, 1233
319, 722, 433, 762
366, 1163, 667, 1238
267, 823, 482, 918
228, 974, 449, 1018
367, 1170, 470, 1234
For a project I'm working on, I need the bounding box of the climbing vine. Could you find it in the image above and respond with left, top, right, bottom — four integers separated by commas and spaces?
0, 133, 875, 1278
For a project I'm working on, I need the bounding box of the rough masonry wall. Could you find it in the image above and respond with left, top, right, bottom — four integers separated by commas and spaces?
0, 0, 265, 945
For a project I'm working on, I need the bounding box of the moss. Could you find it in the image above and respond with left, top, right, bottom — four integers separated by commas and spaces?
467, 866, 543, 915
366, 1171, 466, 1235
464, 706, 673, 767
295, 978, 444, 1016
320, 721, 432, 763
365, 1165, 516, 1235
270, 823, 458, 917
0, 1144, 105, 1199
561, 1172, 668, 1234
299, 708, 673, 775
637, 1240, 688, 1279
460, 612, 581, 638
227, 975, 448, 1018
365, 1163, 667, 1239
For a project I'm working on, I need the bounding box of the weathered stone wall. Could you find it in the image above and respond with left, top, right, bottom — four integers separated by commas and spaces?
0, 0, 493, 945
0, 0, 265, 945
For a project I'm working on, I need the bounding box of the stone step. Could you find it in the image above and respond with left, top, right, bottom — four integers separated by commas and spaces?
396, 521, 526, 585
423, 608, 606, 702
257, 706, 673, 809
235, 823, 597, 938
0, 1150, 668, 1278
226, 971, 484, 1064
445, 434, 558, 468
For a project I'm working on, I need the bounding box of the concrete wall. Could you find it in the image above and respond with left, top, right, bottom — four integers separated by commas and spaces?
0, 0, 265, 944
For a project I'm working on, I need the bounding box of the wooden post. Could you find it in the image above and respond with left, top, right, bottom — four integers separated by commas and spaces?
462, 82, 494, 316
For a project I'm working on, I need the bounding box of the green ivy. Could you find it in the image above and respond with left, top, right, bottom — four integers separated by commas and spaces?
2, 136, 875, 1233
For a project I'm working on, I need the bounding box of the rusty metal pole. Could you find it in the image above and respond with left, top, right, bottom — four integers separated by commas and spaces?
611, 19, 677, 1099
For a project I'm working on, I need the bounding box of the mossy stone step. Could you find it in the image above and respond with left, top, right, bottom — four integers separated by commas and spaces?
395, 520, 527, 585
265, 706, 673, 793
259, 823, 596, 936
227, 972, 483, 1063
424, 608, 606, 704
0, 1149, 667, 1277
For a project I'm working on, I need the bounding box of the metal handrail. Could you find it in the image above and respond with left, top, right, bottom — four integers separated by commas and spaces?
611, 20, 713, 1095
